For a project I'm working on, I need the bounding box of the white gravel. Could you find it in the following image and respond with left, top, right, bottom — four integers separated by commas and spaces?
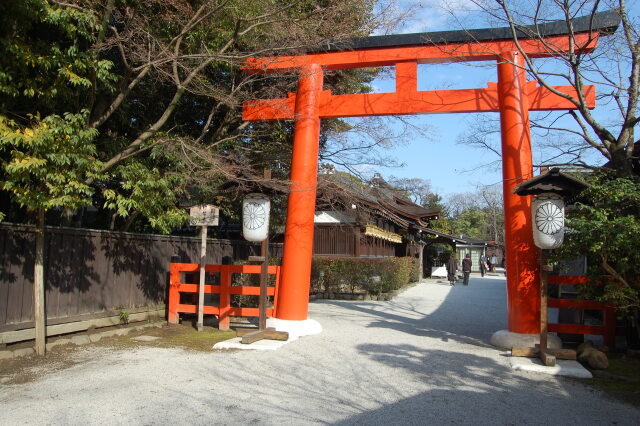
1, 275, 639, 425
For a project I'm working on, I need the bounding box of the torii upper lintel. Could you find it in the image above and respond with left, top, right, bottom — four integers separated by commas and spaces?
243, 10, 619, 72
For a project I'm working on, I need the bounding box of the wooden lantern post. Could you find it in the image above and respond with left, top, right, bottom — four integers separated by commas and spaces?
239, 184, 289, 344
511, 168, 590, 366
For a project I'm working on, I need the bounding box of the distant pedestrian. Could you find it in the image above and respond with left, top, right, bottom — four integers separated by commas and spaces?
446, 253, 457, 286
490, 254, 498, 272
462, 253, 472, 285
479, 253, 487, 277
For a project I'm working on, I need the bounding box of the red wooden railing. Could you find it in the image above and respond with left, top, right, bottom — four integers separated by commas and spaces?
547, 275, 618, 347
168, 263, 280, 330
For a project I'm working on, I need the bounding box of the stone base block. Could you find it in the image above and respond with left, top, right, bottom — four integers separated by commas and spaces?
491, 329, 562, 350
509, 356, 592, 378
266, 317, 322, 339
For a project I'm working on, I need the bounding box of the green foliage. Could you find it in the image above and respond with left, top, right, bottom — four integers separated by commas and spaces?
103, 160, 188, 234
554, 172, 640, 311
0, 0, 116, 113
311, 257, 419, 295
1, 0, 378, 233
449, 208, 487, 239
0, 110, 102, 212
118, 308, 130, 325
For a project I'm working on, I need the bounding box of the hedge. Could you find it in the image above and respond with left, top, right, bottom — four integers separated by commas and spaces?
310, 257, 420, 295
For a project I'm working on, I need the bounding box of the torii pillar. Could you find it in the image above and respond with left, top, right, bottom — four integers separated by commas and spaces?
494, 51, 541, 343
242, 11, 617, 341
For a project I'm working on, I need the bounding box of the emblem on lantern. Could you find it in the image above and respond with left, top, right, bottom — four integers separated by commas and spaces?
242, 194, 270, 241
515, 167, 589, 251
532, 193, 565, 249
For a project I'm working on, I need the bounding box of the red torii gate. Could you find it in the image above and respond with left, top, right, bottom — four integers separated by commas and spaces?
242, 12, 618, 337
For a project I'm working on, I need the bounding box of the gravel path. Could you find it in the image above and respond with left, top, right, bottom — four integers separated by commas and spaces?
1, 274, 639, 425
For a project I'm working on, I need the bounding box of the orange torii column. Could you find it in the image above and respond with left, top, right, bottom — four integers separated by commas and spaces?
496, 51, 540, 336
277, 64, 323, 321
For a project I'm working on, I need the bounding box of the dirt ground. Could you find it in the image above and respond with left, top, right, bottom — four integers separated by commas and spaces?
0, 323, 236, 386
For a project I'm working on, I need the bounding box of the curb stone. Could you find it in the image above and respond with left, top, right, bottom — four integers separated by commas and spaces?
0, 321, 165, 360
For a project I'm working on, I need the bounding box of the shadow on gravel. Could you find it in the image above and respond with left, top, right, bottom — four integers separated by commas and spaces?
331, 345, 639, 425
318, 276, 507, 348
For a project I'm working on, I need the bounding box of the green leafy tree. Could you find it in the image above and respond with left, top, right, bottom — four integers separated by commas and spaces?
0, 0, 116, 355
2, 0, 382, 231
555, 172, 640, 311
554, 171, 640, 346
0, 0, 381, 352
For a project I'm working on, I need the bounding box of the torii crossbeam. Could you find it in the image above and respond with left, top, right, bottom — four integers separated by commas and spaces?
242, 11, 620, 337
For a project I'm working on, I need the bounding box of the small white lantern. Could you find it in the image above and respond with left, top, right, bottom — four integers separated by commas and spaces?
242, 194, 270, 242
532, 193, 565, 249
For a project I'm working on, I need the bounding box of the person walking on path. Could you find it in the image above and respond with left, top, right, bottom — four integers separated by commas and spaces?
479, 253, 487, 277
462, 253, 472, 285
490, 254, 498, 272
446, 253, 457, 286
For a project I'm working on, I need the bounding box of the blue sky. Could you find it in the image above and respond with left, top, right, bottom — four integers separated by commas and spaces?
328, 1, 511, 196
325, 1, 625, 197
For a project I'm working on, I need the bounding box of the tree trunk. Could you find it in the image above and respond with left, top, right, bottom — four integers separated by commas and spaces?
34, 207, 46, 356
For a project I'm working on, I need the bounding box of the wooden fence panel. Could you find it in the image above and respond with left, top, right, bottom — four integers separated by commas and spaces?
0, 224, 283, 332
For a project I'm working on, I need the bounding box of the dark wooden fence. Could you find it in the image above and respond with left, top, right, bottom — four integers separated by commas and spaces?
0, 223, 282, 333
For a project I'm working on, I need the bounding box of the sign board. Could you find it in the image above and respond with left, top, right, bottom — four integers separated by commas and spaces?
189, 204, 219, 226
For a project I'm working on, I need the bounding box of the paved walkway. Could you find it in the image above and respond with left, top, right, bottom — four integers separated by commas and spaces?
1, 274, 639, 425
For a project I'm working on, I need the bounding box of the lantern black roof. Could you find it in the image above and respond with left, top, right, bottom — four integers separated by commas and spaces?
513, 168, 590, 197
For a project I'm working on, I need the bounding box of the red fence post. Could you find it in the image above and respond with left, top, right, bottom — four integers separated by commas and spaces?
218, 265, 231, 331
168, 263, 180, 324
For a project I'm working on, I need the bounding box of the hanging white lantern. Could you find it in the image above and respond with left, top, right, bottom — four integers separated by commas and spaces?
532, 193, 565, 249
242, 194, 270, 241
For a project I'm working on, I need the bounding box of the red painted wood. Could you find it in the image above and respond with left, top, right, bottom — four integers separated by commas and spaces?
548, 323, 606, 335
277, 64, 324, 321
548, 298, 610, 310
497, 51, 539, 334
167, 263, 280, 327
243, 85, 595, 121
547, 275, 588, 285
244, 34, 599, 72
168, 263, 180, 324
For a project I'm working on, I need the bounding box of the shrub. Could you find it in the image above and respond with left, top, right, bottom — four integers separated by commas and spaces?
311, 256, 419, 295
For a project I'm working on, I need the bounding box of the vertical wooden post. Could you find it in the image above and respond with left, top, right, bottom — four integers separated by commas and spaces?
539, 250, 549, 350
277, 63, 323, 321
259, 239, 269, 330
497, 51, 540, 334
219, 265, 231, 330
34, 207, 46, 356
168, 264, 180, 324
197, 225, 207, 331
354, 226, 361, 258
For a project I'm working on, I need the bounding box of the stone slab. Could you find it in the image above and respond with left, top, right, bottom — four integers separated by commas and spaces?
213, 336, 295, 351
509, 356, 593, 378
132, 336, 161, 342
265, 317, 322, 338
